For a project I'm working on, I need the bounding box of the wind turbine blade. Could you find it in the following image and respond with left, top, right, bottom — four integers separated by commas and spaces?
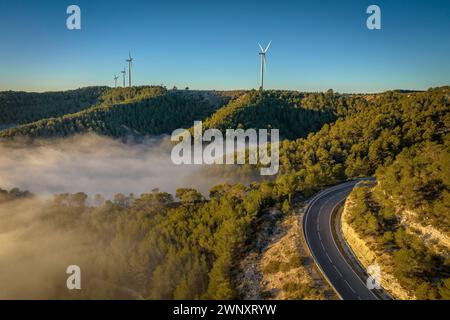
264, 55, 267, 72
258, 43, 264, 52
264, 40, 272, 52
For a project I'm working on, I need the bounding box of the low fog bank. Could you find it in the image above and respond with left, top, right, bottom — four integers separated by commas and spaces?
0, 195, 160, 299
0, 134, 264, 299
0, 197, 97, 299
0, 134, 259, 198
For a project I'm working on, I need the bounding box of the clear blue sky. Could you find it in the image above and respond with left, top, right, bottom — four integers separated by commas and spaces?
0, 0, 449, 92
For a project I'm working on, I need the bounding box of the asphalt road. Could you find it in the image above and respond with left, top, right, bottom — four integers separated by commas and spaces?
303, 180, 379, 300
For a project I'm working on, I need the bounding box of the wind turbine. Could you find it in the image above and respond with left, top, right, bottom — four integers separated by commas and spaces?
126, 53, 133, 87
114, 74, 119, 88
258, 41, 271, 90
121, 68, 126, 87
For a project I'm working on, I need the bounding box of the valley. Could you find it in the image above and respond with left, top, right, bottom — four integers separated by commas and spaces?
0, 85, 448, 299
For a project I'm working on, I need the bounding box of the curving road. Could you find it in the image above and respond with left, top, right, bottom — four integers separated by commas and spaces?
303, 180, 379, 300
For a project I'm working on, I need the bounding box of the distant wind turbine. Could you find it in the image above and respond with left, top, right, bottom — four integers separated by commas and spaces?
258, 41, 271, 90
121, 68, 126, 87
114, 74, 119, 87
126, 53, 133, 87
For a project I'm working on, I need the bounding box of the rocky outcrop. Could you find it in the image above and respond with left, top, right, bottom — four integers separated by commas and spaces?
400, 209, 450, 253
259, 215, 330, 300
233, 208, 334, 300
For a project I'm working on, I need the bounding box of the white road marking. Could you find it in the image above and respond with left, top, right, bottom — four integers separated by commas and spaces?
333, 265, 343, 277
344, 280, 356, 293
326, 253, 333, 263
321, 242, 326, 250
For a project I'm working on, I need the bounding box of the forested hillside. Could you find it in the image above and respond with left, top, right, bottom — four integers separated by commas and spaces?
275, 87, 450, 198
343, 139, 450, 299
376, 141, 449, 233
1, 85, 449, 300
201, 90, 349, 139
0, 86, 230, 138
0, 88, 365, 140
0, 86, 108, 125
271, 86, 450, 300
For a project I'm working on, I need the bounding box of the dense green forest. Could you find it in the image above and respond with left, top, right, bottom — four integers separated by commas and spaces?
0, 86, 230, 138
200, 90, 341, 139
0, 87, 369, 140
376, 140, 449, 233
275, 87, 450, 198
199, 89, 379, 140
0, 86, 108, 125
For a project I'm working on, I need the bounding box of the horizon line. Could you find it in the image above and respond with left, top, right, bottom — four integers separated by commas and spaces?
1, 84, 446, 95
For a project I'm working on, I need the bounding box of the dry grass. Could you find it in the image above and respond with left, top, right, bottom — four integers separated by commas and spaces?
259, 215, 330, 300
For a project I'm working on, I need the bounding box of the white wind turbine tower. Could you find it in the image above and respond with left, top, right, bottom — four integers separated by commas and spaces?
114, 74, 119, 87
121, 68, 126, 87
126, 53, 133, 87
258, 40, 271, 90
